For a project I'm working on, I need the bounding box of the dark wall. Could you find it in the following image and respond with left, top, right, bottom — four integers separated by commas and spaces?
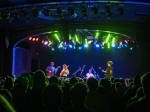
14, 48, 31, 77
0, 48, 4, 77
139, 46, 150, 75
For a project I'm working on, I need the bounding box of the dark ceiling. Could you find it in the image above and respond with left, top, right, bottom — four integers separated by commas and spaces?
0, 0, 150, 45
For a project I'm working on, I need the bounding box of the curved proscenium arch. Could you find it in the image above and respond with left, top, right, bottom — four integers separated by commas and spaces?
12, 31, 58, 76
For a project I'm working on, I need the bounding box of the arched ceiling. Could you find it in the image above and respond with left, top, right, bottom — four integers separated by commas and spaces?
0, 0, 150, 44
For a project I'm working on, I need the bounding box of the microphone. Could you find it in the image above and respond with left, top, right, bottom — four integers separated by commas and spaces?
98, 67, 101, 69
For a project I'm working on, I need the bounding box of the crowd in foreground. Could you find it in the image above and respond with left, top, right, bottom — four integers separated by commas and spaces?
0, 70, 150, 112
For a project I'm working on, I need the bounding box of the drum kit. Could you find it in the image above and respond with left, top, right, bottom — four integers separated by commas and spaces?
72, 65, 100, 80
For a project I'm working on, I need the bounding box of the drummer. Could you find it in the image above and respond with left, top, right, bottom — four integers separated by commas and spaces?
86, 69, 95, 79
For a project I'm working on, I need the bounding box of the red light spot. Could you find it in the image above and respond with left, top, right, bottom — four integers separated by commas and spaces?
36, 38, 39, 41
33, 38, 35, 41
36, 52, 38, 56
29, 37, 32, 40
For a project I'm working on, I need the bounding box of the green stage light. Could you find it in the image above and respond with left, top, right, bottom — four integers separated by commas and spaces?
54, 34, 60, 42
108, 42, 110, 48
75, 35, 80, 44
105, 34, 111, 43
112, 38, 115, 46
95, 32, 99, 39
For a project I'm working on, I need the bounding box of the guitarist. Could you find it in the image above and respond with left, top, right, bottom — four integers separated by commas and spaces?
46, 62, 59, 77
101, 61, 113, 80
60, 64, 69, 80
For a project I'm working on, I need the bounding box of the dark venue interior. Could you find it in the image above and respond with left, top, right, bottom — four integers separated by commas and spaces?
0, 0, 150, 112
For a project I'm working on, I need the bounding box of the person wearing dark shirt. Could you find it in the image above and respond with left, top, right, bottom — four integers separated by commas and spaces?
102, 61, 113, 79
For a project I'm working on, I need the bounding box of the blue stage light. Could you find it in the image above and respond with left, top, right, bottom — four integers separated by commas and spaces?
69, 44, 73, 48
84, 44, 88, 47
96, 44, 100, 47
52, 48, 55, 51
78, 47, 82, 49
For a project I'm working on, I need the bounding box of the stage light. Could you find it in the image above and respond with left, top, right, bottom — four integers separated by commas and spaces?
105, 34, 111, 43
95, 32, 99, 39
44, 41, 48, 45
81, 5, 86, 13
58, 45, 61, 48
88, 40, 93, 44
22, 9, 31, 22
81, 5, 87, 18
42, 40, 44, 43
68, 6, 74, 15
48, 43, 51, 47
56, 6, 62, 14
2, 11, 11, 22
32, 9, 39, 17
85, 39, 88, 45
52, 48, 55, 51
117, 4, 124, 16
22, 9, 28, 17
2, 11, 10, 19
29, 37, 32, 40
69, 44, 73, 48
84, 44, 88, 47
12, 11, 19, 20
75, 35, 80, 44
105, 5, 111, 18
36, 38, 39, 41
43, 9, 50, 16
130, 48, 132, 50
108, 43, 110, 48
117, 7, 124, 16
32, 38, 35, 41
124, 40, 128, 43
102, 42, 105, 46
111, 38, 115, 46
96, 44, 100, 47
120, 41, 123, 46
78, 47, 82, 50
91, 6, 98, 14
54, 34, 61, 42
124, 44, 127, 47
112, 45, 116, 47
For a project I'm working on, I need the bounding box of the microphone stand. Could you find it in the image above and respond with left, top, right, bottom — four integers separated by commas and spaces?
80, 65, 86, 78
91, 65, 100, 80
72, 67, 81, 77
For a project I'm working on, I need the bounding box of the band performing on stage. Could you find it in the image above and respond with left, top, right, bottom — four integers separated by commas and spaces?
46, 61, 113, 80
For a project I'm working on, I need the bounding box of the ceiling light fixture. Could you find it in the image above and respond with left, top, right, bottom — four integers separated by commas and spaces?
81, 5, 87, 18
68, 6, 74, 15
56, 6, 62, 14
117, 4, 124, 16
12, 11, 19, 20
105, 4, 111, 18
43, 9, 50, 16
91, 5, 98, 14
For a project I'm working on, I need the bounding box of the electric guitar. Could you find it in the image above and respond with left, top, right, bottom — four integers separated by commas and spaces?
60, 65, 69, 77
98, 67, 106, 75
47, 66, 61, 76
99, 67, 113, 75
